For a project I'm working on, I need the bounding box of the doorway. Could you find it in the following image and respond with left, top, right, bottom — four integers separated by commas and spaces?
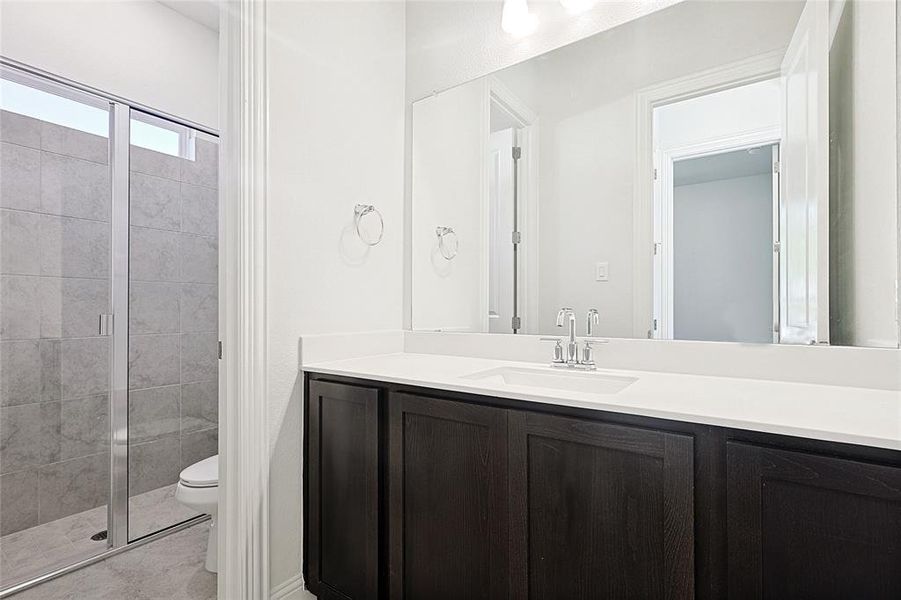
0, 63, 219, 594
668, 146, 779, 343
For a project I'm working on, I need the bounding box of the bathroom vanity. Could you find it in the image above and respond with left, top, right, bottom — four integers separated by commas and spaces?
301, 353, 901, 600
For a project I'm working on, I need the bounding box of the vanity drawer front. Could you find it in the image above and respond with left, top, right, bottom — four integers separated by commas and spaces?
388, 393, 509, 600
726, 442, 901, 599
508, 411, 695, 600
306, 380, 381, 600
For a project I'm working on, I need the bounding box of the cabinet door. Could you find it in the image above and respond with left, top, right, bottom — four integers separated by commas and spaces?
306, 380, 380, 600
509, 411, 695, 600
727, 442, 901, 599
388, 393, 508, 599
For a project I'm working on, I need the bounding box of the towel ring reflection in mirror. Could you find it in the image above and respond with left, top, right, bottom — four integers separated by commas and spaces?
436, 226, 458, 260
354, 204, 384, 246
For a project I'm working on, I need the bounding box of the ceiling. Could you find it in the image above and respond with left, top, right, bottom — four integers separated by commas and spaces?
158, 0, 219, 31
674, 145, 776, 187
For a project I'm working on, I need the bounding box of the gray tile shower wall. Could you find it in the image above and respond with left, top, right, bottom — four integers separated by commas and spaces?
0, 111, 219, 537
127, 136, 219, 508
0, 111, 112, 537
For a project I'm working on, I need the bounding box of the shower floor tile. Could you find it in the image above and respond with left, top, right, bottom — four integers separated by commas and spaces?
0, 483, 201, 590
6, 521, 215, 600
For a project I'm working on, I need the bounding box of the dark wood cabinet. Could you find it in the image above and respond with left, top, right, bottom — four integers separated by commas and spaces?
726, 442, 901, 599
388, 393, 508, 600
303, 373, 901, 599
508, 411, 695, 600
305, 380, 381, 600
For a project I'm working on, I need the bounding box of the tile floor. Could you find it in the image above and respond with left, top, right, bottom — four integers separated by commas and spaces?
6, 522, 215, 600
0, 484, 200, 590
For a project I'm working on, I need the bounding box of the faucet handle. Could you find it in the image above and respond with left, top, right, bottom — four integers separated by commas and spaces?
539, 337, 565, 363
586, 308, 600, 336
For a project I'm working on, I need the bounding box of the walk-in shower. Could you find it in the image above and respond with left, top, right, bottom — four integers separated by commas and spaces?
0, 63, 219, 594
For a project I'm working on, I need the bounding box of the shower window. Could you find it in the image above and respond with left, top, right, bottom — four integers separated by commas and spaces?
0, 65, 218, 593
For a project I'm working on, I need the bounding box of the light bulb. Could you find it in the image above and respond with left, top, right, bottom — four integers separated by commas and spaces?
502, 0, 538, 37
560, 0, 596, 15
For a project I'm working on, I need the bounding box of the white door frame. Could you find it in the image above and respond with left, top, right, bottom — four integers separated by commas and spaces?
486, 77, 540, 333
219, 1, 271, 599
653, 128, 781, 340
634, 49, 784, 338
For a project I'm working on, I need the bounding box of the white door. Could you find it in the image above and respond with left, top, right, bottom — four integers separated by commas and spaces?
488, 128, 516, 333
779, 0, 830, 344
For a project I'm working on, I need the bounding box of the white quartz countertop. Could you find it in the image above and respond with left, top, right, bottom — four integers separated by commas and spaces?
303, 352, 901, 451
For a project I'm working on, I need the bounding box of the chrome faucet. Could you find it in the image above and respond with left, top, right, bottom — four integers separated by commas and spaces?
556, 307, 578, 363
541, 307, 606, 370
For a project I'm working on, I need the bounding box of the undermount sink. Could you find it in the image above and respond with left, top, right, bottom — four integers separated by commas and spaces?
462, 366, 637, 395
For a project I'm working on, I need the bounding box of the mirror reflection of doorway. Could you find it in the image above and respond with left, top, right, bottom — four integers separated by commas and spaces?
671, 146, 779, 343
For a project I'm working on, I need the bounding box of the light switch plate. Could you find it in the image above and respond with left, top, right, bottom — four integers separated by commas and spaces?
595, 262, 609, 282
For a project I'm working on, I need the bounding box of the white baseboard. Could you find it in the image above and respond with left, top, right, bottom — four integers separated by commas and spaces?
270, 573, 312, 600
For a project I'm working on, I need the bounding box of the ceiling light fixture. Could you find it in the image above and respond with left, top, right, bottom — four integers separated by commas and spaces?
502, 0, 538, 37
560, 0, 596, 15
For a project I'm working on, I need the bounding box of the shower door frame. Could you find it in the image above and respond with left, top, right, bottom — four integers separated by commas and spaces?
0, 58, 218, 597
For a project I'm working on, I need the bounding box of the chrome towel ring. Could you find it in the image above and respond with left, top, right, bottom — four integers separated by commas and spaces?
354, 204, 384, 246
436, 226, 458, 260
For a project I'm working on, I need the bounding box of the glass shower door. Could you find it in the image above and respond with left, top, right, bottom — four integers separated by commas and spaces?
126, 110, 219, 541
0, 70, 113, 588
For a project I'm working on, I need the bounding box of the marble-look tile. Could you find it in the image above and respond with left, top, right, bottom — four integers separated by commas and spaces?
129, 226, 179, 282
128, 385, 180, 444
128, 334, 180, 389
40, 152, 110, 221
180, 380, 217, 434
179, 234, 217, 284
180, 183, 217, 237
40, 215, 110, 279
41, 122, 108, 165
129, 281, 179, 334
10, 523, 216, 600
130, 171, 180, 231
1, 341, 43, 406
128, 484, 199, 541
60, 395, 109, 460
130, 145, 181, 181
0, 142, 40, 211
179, 283, 216, 333
180, 333, 217, 384
0, 275, 40, 340
181, 139, 218, 189
1, 209, 41, 275
40, 278, 110, 338
0, 469, 39, 535
0, 111, 41, 149
180, 428, 217, 470
59, 337, 109, 399
0, 402, 60, 474
40, 340, 62, 402
128, 436, 181, 496
37, 452, 109, 523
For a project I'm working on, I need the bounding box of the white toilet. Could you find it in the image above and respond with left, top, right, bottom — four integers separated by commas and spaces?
175, 454, 219, 573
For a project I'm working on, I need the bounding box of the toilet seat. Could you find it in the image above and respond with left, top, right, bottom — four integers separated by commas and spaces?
179, 455, 218, 488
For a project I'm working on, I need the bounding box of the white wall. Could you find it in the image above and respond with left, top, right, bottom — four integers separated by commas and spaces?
0, 0, 218, 129
673, 173, 774, 343
411, 79, 486, 331
266, 0, 405, 594
829, 0, 898, 348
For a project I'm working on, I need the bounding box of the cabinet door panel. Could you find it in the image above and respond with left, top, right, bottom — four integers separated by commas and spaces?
727, 442, 901, 599
306, 380, 380, 599
509, 412, 694, 600
388, 393, 508, 600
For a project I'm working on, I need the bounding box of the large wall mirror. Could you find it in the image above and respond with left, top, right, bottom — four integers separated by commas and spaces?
410, 0, 900, 348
